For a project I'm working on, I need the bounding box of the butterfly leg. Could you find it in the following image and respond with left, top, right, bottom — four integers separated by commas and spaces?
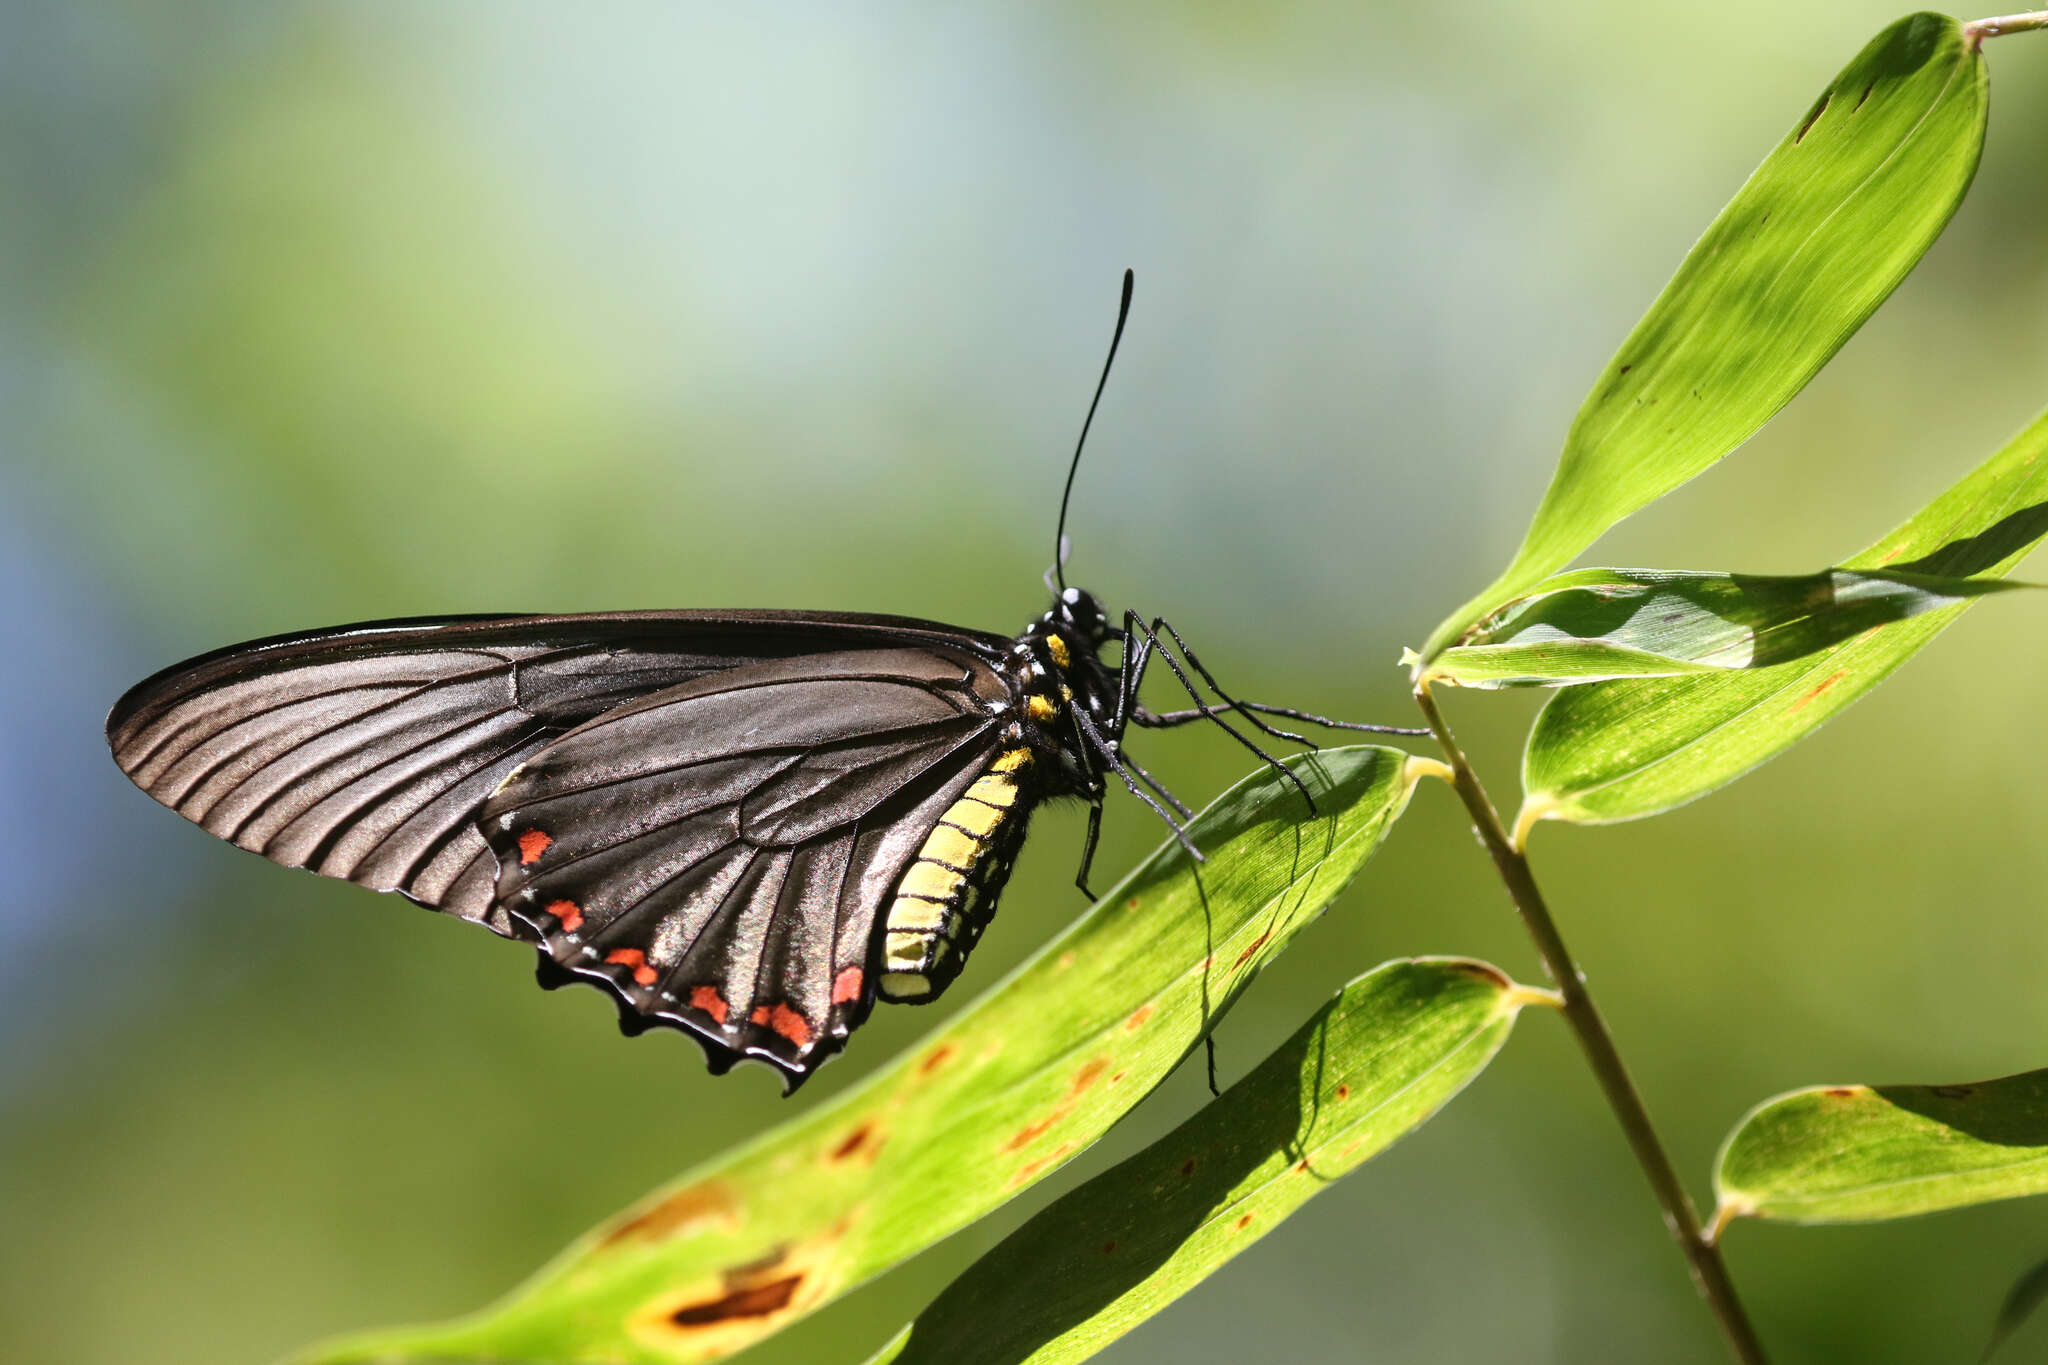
1074, 797, 1104, 899
1122, 611, 1317, 812
1071, 704, 1204, 863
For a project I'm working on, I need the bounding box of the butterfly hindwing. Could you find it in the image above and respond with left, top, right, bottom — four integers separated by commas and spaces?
479, 647, 1017, 1084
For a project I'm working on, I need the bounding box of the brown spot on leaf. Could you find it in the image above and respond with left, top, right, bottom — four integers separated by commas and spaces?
1294, 1159, 1311, 1174
599, 1182, 741, 1247
920, 1043, 957, 1076
1927, 1084, 1976, 1100
1007, 1115, 1058, 1150
1126, 896, 1140, 911
1233, 928, 1272, 968
1824, 1087, 1860, 1099
1101, 1239, 1118, 1254
1006, 1058, 1109, 1152
1446, 961, 1511, 988
1335, 1084, 1351, 1101
516, 828, 553, 865
1179, 1157, 1199, 1178
1071, 1057, 1110, 1097
1235, 1214, 1254, 1231
1124, 1003, 1155, 1032
828, 1123, 877, 1163
1012, 1141, 1076, 1186
668, 1274, 804, 1328
1795, 89, 1831, 143
1790, 670, 1847, 713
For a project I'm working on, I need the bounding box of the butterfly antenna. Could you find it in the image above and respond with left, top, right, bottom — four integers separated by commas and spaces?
1053, 268, 1135, 592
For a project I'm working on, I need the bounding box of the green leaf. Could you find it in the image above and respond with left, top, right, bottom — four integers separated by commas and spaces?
1520, 403, 2048, 829
1421, 13, 1987, 663
1422, 567, 2023, 690
1715, 1068, 2048, 1227
294, 745, 1428, 1365
863, 958, 1531, 1365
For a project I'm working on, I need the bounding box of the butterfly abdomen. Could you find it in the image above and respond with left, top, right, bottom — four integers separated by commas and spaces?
877, 747, 1036, 1002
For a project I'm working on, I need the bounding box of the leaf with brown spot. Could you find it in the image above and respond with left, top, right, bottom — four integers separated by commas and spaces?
1715, 1067, 2048, 1227
1522, 403, 2048, 827
863, 958, 1526, 1365
295, 746, 1422, 1365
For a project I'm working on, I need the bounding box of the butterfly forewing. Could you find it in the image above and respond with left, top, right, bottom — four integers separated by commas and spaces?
479, 648, 1015, 1081
107, 612, 1034, 1085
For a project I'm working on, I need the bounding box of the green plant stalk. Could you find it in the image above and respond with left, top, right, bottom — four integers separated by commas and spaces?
1413, 684, 1768, 1365
1966, 10, 2048, 50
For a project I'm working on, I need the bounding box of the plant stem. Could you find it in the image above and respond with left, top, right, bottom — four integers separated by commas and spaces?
1966, 10, 2048, 51
1413, 683, 1769, 1365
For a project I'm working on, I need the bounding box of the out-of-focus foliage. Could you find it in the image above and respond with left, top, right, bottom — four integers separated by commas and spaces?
7, 4, 2048, 1365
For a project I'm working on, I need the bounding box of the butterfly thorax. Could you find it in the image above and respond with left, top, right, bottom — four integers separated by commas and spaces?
1000, 585, 1122, 798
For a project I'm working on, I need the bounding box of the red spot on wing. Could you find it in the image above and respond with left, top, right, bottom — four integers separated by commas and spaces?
544, 899, 583, 932
606, 948, 659, 987
831, 966, 864, 1005
689, 986, 730, 1025
767, 1004, 812, 1047
516, 829, 553, 865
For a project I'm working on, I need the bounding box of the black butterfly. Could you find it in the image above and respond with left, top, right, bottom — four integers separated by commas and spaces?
105, 273, 1417, 1089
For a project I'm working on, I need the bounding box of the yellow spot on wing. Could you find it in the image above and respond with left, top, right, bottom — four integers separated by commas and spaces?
1047, 635, 1071, 668
1026, 695, 1058, 722
993, 748, 1033, 773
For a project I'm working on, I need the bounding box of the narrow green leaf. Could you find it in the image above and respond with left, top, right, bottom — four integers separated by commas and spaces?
1520, 404, 2048, 828
1424, 566, 2022, 689
1715, 1068, 2048, 1227
1421, 13, 1987, 662
1981, 1251, 2048, 1362
863, 958, 1530, 1365
295, 746, 1427, 1365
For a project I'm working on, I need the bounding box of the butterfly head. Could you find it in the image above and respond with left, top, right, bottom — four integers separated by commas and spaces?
1052, 585, 1112, 650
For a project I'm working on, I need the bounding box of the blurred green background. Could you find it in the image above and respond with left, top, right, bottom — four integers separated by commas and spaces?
5, 3, 2047, 1362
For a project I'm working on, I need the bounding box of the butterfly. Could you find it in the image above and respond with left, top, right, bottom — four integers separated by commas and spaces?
105, 272, 1419, 1090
